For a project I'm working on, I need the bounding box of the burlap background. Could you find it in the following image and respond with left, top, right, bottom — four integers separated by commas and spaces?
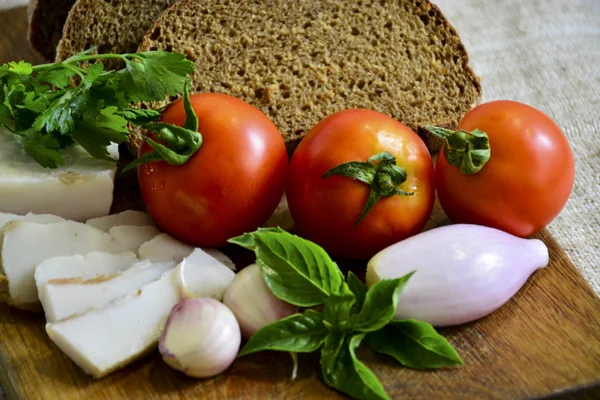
0, 0, 598, 397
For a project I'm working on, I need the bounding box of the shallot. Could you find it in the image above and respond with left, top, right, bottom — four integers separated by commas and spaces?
366, 224, 549, 327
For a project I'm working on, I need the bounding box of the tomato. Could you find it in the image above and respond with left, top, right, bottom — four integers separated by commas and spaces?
138, 93, 288, 247
435, 100, 575, 237
286, 109, 435, 260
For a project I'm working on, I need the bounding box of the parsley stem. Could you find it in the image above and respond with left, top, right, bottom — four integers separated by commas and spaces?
61, 63, 86, 80
31, 54, 129, 72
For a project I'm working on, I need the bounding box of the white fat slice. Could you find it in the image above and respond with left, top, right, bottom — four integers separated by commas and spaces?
195, 247, 236, 271
34, 251, 138, 294
137, 233, 194, 262
2, 221, 121, 308
109, 225, 161, 253
0, 128, 119, 222
138, 233, 236, 270
40, 259, 176, 322
0, 212, 65, 273
46, 248, 236, 378
86, 210, 154, 232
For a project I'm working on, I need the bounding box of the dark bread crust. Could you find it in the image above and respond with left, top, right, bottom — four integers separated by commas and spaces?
55, 0, 176, 70
27, 0, 76, 61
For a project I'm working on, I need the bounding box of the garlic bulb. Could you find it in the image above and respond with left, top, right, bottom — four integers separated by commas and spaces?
159, 297, 241, 378
367, 224, 549, 327
223, 263, 297, 338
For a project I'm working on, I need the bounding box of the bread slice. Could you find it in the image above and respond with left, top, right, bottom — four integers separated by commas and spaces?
27, 0, 77, 61
54, 0, 176, 69
135, 0, 481, 154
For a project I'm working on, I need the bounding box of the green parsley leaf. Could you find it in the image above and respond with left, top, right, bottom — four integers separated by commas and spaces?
85, 62, 104, 84
16, 91, 48, 113
33, 85, 92, 134
1, 49, 195, 168
12, 129, 65, 168
119, 51, 195, 102
0, 104, 8, 125
36, 67, 77, 89
7, 61, 33, 76
70, 106, 127, 161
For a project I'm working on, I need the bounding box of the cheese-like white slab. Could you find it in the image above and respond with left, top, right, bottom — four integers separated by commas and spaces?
34, 251, 138, 294
2, 221, 122, 308
203, 248, 236, 271
86, 211, 154, 232
40, 259, 176, 322
109, 225, 161, 253
0, 212, 65, 273
46, 248, 236, 378
0, 128, 119, 222
138, 233, 194, 263
137, 233, 236, 270
0, 212, 65, 230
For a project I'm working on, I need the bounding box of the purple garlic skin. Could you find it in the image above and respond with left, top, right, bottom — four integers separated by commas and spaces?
159, 297, 241, 378
366, 224, 549, 327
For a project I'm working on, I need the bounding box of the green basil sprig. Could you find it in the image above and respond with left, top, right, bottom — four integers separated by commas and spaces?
230, 228, 463, 400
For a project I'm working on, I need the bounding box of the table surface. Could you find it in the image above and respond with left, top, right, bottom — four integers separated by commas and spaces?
1, 1, 599, 399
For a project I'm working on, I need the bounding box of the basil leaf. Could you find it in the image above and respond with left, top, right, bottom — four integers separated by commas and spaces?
238, 310, 328, 357
229, 227, 286, 250
321, 333, 390, 400
365, 319, 463, 369
347, 271, 368, 312
351, 272, 413, 332
323, 284, 355, 331
229, 228, 344, 307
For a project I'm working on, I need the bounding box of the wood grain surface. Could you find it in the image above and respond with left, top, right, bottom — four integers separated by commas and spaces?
1, 6, 600, 400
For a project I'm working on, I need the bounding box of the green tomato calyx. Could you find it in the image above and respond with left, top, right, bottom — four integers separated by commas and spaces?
322, 151, 413, 227
425, 126, 491, 174
124, 81, 203, 172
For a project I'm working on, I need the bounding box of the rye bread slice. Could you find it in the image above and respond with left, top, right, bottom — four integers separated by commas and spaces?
54, 0, 176, 69
134, 0, 481, 154
27, 0, 76, 61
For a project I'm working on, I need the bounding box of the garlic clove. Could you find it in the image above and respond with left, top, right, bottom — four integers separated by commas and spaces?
159, 297, 241, 378
367, 224, 550, 327
223, 264, 297, 338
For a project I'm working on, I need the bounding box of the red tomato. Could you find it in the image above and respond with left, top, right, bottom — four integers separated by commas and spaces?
286, 109, 435, 260
435, 100, 575, 237
138, 93, 288, 247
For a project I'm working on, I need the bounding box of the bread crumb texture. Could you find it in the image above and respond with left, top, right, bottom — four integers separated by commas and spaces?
139, 0, 481, 150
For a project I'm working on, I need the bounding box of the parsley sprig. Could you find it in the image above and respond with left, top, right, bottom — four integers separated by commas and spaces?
0, 49, 195, 168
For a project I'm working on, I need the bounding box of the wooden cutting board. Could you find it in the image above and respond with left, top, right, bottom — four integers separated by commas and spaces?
1, 6, 600, 400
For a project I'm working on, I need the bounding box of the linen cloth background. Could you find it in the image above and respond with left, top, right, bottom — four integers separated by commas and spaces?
0, 0, 598, 397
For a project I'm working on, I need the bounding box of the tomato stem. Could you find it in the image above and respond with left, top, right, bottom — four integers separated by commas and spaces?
123, 81, 203, 172
425, 126, 491, 174
322, 152, 413, 227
